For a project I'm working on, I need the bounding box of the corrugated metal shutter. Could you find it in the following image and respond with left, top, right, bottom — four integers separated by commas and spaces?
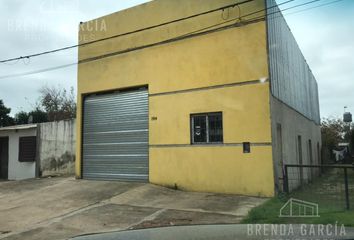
82, 88, 148, 181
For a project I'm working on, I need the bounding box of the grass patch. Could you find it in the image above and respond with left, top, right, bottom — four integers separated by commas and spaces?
242, 169, 354, 226
241, 196, 354, 226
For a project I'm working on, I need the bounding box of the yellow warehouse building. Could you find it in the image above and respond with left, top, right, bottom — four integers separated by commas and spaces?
76, 0, 321, 197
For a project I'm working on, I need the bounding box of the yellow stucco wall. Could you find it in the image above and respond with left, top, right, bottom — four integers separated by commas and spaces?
150, 146, 274, 196
150, 84, 271, 145
78, 23, 269, 95
149, 84, 274, 196
76, 0, 274, 196
78, 0, 266, 62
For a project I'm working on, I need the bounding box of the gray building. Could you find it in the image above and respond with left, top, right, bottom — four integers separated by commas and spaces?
267, 0, 321, 192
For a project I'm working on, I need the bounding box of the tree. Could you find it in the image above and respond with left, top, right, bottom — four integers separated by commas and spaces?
0, 100, 14, 127
14, 111, 29, 125
28, 107, 48, 123
321, 117, 345, 151
320, 117, 353, 163
10, 85, 75, 126
39, 85, 76, 121
13, 108, 48, 126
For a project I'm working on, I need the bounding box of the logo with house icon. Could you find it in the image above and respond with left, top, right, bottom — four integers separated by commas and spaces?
279, 198, 319, 218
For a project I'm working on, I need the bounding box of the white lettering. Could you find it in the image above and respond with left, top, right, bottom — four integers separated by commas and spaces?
279, 224, 287, 236
263, 224, 269, 236
326, 224, 333, 236
318, 224, 324, 236
255, 224, 261, 236
287, 224, 294, 236
339, 224, 346, 236
247, 224, 253, 236
100, 19, 107, 31
271, 224, 278, 236
301, 224, 307, 235
309, 224, 316, 236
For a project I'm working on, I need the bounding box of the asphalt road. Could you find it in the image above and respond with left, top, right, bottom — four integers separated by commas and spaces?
71, 224, 354, 240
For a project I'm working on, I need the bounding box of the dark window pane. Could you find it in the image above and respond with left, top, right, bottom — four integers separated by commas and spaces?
19, 136, 36, 162
208, 113, 223, 142
243, 142, 251, 153
192, 115, 207, 143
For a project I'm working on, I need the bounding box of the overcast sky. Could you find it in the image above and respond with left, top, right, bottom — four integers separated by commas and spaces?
0, 0, 353, 118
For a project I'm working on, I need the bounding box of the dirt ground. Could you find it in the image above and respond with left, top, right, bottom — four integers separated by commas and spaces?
0, 177, 266, 240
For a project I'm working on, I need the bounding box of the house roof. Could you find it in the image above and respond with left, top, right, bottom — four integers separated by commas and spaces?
0, 124, 37, 131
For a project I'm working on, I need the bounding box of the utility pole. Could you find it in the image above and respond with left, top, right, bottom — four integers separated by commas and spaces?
343, 106, 353, 157
343, 106, 352, 124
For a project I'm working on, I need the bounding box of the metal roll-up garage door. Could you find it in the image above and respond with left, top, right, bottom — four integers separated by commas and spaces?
82, 88, 148, 181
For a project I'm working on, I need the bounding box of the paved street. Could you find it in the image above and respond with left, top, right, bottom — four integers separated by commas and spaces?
0, 177, 266, 240
71, 224, 354, 240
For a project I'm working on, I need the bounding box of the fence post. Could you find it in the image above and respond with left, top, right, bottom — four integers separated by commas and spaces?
283, 165, 289, 193
344, 168, 350, 210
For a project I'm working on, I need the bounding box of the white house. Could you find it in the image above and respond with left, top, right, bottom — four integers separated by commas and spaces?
0, 120, 76, 181
0, 124, 37, 180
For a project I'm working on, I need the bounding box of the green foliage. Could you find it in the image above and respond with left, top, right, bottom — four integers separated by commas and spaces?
242, 170, 354, 226
14, 111, 29, 125
241, 197, 286, 224
1, 85, 75, 127
0, 100, 14, 127
13, 108, 48, 125
28, 108, 48, 123
321, 117, 345, 151
10, 85, 75, 126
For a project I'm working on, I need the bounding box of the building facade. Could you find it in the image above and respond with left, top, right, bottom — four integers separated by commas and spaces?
0, 124, 37, 180
76, 0, 321, 197
0, 120, 76, 180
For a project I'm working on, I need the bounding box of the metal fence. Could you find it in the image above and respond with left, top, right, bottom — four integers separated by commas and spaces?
283, 164, 354, 212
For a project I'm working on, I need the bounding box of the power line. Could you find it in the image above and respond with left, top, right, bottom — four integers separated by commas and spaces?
0, 0, 340, 65
76, 0, 325, 64
247, 0, 323, 22
0, 0, 334, 79
178, 0, 295, 38
0, 1, 288, 80
0, 0, 255, 64
285, 0, 346, 16
79, 17, 265, 64
0, 0, 323, 79
280, 0, 322, 11
0, 63, 76, 79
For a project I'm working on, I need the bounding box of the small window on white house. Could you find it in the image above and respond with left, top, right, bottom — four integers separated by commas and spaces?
191, 112, 223, 144
18, 136, 36, 162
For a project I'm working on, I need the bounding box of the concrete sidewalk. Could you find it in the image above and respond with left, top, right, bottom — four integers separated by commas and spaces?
0, 177, 266, 240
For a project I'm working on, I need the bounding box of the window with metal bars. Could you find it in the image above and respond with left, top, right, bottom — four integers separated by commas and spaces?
18, 136, 36, 162
190, 112, 223, 144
